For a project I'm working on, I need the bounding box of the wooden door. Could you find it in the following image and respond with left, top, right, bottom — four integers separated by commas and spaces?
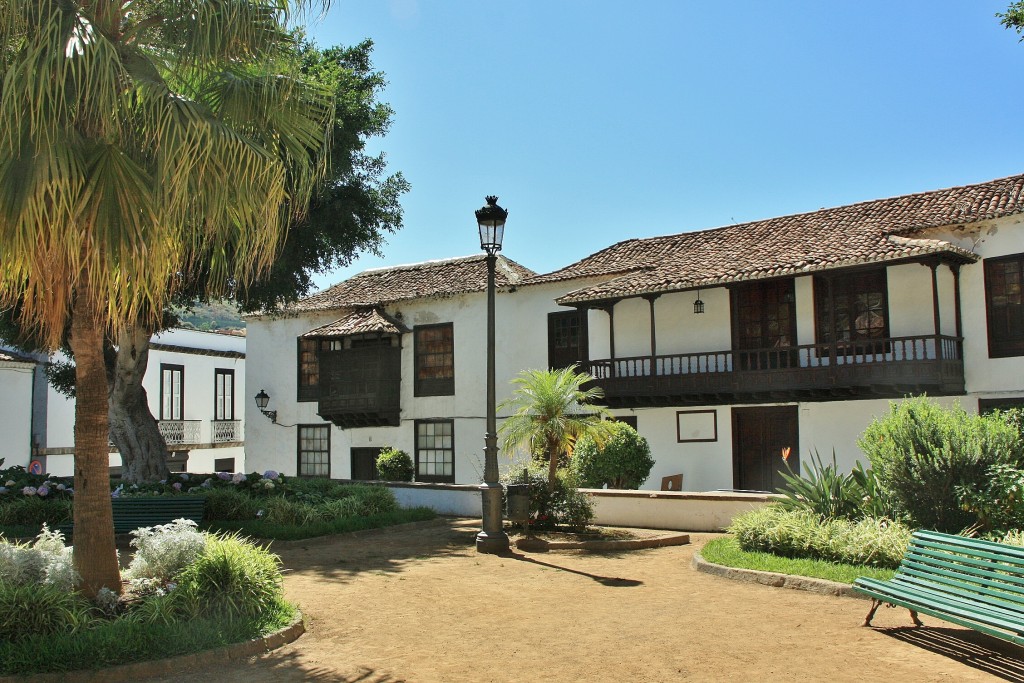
732, 406, 799, 492
731, 279, 797, 370
351, 447, 383, 481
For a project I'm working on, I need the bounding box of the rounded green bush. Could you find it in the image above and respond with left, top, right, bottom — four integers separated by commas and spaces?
376, 448, 414, 482
571, 422, 654, 489
858, 397, 1023, 532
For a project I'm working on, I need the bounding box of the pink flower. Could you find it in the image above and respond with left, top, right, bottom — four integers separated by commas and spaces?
172, 482, 182, 491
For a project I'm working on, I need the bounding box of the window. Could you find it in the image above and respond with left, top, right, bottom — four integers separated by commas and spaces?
414, 324, 454, 396
297, 425, 330, 477
213, 457, 235, 473
159, 364, 184, 420
985, 254, 1024, 358
815, 269, 889, 351
731, 279, 797, 369
214, 369, 234, 420
415, 419, 454, 483
548, 310, 589, 370
297, 338, 320, 401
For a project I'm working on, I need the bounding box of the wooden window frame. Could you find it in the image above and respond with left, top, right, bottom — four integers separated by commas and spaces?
213, 368, 235, 421
814, 268, 890, 353
984, 253, 1024, 358
676, 409, 718, 443
296, 424, 331, 478
159, 363, 185, 420
414, 323, 455, 397
414, 419, 455, 483
547, 310, 589, 370
297, 338, 320, 402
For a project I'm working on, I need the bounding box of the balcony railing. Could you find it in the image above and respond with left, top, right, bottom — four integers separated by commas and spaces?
158, 420, 202, 446
585, 334, 965, 407
212, 420, 242, 443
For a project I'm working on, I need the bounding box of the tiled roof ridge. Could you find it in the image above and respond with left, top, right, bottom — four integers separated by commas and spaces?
528, 172, 1024, 286
357, 253, 486, 275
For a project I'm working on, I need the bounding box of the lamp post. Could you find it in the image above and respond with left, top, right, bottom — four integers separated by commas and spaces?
475, 195, 511, 554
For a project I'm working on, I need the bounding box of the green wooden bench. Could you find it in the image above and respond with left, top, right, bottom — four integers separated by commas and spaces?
60, 496, 206, 537
853, 529, 1024, 645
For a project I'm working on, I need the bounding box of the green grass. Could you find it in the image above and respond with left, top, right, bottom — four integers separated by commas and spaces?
700, 536, 895, 584
0, 600, 295, 676
203, 506, 436, 540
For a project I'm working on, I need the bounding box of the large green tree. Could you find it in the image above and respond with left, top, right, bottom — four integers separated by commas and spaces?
0, 0, 332, 595
499, 366, 614, 491
999, 2, 1024, 36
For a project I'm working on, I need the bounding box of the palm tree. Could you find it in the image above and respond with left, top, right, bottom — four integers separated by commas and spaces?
499, 366, 614, 491
0, 1, 331, 596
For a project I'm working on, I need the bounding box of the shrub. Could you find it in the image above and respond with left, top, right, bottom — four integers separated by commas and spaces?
955, 463, 1024, 533
571, 422, 655, 489
200, 487, 261, 521
124, 520, 207, 582
0, 525, 77, 590
858, 397, 1023, 532
169, 533, 284, 622
376, 448, 414, 482
502, 464, 594, 531
729, 504, 911, 569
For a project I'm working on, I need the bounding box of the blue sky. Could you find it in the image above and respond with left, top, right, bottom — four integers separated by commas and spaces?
307, 1, 1023, 290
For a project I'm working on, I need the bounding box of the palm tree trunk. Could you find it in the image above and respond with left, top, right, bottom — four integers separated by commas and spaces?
547, 435, 560, 492
69, 289, 121, 597
109, 327, 170, 484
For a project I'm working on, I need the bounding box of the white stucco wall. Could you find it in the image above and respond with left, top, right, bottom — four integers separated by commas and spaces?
0, 358, 37, 466
246, 280, 601, 483
41, 330, 246, 477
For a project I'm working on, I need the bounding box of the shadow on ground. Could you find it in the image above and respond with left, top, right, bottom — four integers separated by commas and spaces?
269, 518, 478, 584
881, 626, 1024, 682
507, 551, 644, 587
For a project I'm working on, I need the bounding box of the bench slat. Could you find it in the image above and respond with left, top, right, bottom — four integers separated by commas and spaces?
902, 552, 1024, 597
892, 575, 1024, 620
908, 542, 1024, 575
898, 562, 1024, 608
855, 578, 1024, 633
914, 530, 1024, 562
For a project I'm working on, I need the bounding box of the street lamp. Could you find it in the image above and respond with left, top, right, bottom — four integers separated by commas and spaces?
475, 195, 511, 554
254, 389, 277, 423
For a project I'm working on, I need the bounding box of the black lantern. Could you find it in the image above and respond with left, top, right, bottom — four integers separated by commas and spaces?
254, 389, 276, 423
475, 195, 508, 256
693, 288, 705, 315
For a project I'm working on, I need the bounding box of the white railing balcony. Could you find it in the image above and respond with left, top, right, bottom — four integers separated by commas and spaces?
158, 420, 202, 446
212, 420, 242, 443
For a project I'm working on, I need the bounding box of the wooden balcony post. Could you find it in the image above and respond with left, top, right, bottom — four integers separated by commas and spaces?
643, 294, 659, 374
950, 264, 963, 339
601, 302, 617, 377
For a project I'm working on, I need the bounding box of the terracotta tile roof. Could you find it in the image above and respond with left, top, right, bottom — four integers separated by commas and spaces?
302, 309, 409, 337
291, 255, 537, 313
540, 174, 1023, 305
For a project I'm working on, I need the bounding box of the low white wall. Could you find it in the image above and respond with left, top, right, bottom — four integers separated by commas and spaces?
386, 482, 482, 517
379, 482, 773, 532
585, 489, 774, 532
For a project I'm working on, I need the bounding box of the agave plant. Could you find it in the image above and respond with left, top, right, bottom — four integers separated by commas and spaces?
777, 450, 871, 521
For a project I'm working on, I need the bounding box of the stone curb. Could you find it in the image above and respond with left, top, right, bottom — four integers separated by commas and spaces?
516, 532, 691, 552
0, 610, 305, 683
692, 552, 868, 599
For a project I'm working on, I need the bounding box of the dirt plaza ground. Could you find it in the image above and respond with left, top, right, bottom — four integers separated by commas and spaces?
149, 518, 1024, 682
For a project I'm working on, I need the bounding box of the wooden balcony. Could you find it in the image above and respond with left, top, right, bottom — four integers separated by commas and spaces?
585, 334, 965, 408
317, 346, 401, 428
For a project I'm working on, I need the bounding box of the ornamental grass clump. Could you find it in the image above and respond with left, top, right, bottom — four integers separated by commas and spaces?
729, 504, 910, 569
169, 533, 285, 623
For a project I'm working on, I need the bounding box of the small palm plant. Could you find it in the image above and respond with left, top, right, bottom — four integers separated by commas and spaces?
499, 366, 614, 491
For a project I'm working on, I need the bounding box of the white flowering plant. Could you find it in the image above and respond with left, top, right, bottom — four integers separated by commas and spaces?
125, 519, 207, 583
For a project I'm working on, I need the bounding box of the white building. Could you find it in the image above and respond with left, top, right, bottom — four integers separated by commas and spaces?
246, 174, 1024, 492
0, 349, 39, 466
41, 328, 246, 476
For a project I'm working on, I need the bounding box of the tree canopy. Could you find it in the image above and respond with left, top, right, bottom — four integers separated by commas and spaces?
0, 0, 333, 595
